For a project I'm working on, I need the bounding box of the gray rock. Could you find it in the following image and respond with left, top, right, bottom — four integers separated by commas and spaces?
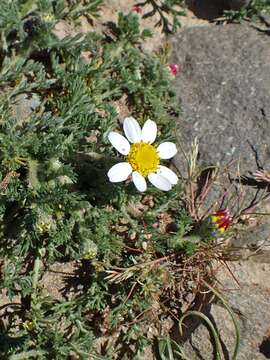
171, 24, 270, 175
229, 222, 270, 260
12, 93, 40, 124
182, 261, 270, 359
227, 0, 251, 10
170, 24, 270, 360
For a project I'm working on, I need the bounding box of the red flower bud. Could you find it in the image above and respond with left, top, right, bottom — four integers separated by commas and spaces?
168, 63, 179, 77
132, 5, 143, 14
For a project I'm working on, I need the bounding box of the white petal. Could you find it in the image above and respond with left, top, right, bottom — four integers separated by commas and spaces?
107, 162, 132, 182
158, 165, 178, 185
141, 119, 157, 144
123, 117, 142, 143
148, 173, 172, 191
132, 171, 147, 192
157, 142, 177, 159
108, 132, 130, 155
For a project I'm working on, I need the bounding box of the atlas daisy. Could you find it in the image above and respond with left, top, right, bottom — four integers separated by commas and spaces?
107, 117, 178, 192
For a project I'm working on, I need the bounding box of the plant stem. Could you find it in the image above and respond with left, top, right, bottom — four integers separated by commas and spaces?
32, 255, 41, 291
32, 248, 45, 292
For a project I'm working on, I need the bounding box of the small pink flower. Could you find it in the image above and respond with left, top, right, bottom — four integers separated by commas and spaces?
168, 64, 179, 77
132, 5, 143, 14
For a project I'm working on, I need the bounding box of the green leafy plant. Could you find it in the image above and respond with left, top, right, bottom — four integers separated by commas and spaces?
221, 0, 270, 23
0, 1, 198, 358
1, 1, 266, 359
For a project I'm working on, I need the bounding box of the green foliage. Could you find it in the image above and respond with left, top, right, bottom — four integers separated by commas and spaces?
0, 1, 229, 359
222, 0, 270, 22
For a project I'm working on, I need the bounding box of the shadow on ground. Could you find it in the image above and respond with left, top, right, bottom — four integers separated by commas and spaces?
185, 0, 227, 20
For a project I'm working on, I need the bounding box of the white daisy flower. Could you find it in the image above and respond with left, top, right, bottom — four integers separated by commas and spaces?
107, 117, 178, 192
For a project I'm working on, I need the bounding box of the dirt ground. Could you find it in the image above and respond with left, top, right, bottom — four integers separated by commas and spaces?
54, 0, 212, 54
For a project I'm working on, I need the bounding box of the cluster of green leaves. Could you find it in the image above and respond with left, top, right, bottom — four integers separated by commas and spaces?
0, 1, 218, 359
222, 0, 270, 23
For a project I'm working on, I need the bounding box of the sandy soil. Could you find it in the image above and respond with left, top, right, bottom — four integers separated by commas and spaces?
54, 0, 211, 54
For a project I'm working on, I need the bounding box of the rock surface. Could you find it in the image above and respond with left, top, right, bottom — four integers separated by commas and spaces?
12, 93, 40, 124
171, 24, 270, 175
170, 24, 270, 360
231, 222, 270, 260
182, 261, 270, 360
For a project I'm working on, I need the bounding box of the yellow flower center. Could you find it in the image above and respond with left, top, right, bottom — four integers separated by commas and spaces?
128, 142, 160, 177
